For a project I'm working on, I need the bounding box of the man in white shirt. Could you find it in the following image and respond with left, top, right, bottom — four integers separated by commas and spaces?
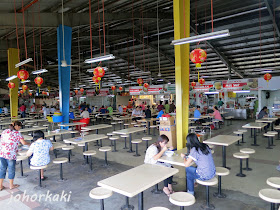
118, 105, 123, 114
3, 106, 8, 115
50, 106, 56, 114
42, 105, 47, 119
249, 100, 255, 119
132, 106, 143, 121
30, 103, 36, 113
80, 107, 90, 119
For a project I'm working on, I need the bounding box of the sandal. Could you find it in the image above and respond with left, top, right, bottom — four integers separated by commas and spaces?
163, 188, 171, 197
41, 176, 48, 181
10, 184, 20, 190
0, 186, 6, 191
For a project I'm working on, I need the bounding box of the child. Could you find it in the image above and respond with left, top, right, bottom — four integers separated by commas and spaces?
27, 131, 53, 180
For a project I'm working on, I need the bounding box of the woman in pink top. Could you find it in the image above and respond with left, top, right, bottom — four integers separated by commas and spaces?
210, 106, 222, 121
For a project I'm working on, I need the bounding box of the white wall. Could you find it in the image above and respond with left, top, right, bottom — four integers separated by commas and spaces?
85, 96, 112, 109
116, 95, 131, 107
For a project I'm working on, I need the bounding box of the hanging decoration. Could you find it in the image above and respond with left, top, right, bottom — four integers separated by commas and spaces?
190, 49, 207, 68
18, 93, 20, 97
74, 89, 78, 95
191, 81, 196, 88
111, 86, 116, 91
8, 82, 15, 89
17, 69, 29, 81
34, 76, 43, 87
22, 85, 28, 92
93, 67, 105, 80
199, 78, 205, 85
137, 78, 144, 86
29, 92, 32, 96
264, 73, 272, 83
119, 86, 123, 91
80, 88, 84, 94
143, 83, 149, 89
20, 90, 24, 94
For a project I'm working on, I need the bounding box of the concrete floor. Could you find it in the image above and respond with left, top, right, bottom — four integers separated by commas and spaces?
1, 119, 278, 210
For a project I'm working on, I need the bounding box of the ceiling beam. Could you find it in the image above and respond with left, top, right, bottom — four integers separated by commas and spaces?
263, 0, 280, 40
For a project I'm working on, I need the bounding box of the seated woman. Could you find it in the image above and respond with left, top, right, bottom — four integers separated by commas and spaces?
181, 133, 216, 195
144, 135, 174, 196
209, 106, 222, 121
27, 131, 54, 180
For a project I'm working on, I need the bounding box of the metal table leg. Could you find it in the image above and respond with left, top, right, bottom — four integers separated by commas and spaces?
127, 134, 134, 153
222, 146, 230, 169
251, 128, 259, 146
138, 192, 143, 210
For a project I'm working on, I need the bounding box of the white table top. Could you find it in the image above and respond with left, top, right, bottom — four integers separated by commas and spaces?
255, 119, 276, 123
63, 134, 108, 145
137, 118, 158, 123
113, 127, 146, 135
98, 164, 179, 197
59, 122, 86, 127
20, 126, 48, 133
158, 148, 189, 167
22, 135, 33, 141
44, 130, 78, 138
262, 117, 279, 120
25, 119, 48, 123
0, 122, 13, 126
81, 124, 112, 131
52, 142, 67, 149
203, 135, 241, 146
242, 123, 268, 129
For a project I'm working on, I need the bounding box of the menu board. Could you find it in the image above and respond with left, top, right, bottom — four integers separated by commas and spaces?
129, 85, 163, 95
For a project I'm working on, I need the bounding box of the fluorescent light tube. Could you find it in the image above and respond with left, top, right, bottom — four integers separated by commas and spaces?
21, 80, 30, 83
204, 92, 219, 94
157, 79, 164, 81
84, 54, 115, 64
15, 58, 33, 68
87, 67, 108, 72
6, 75, 17, 81
32, 69, 48, 74
171, 30, 230, 45
233, 90, 250, 93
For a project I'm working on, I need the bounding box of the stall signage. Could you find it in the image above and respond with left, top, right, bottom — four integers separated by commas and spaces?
129, 85, 163, 95
99, 88, 109, 96
193, 82, 214, 92
86, 89, 95, 96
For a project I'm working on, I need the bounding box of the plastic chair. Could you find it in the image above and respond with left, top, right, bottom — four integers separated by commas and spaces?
80, 118, 90, 127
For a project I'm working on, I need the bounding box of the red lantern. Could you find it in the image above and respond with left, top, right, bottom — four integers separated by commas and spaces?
143, 83, 149, 88
80, 88, 84, 93
74, 89, 78, 94
8, 82, 15, 89
194, 94, 196, 97
17, 69, 29, 81
18, 93, 20, 97
111, 86, 116, 91
137, 78, 144, 86
20, 90, 24, 94
199, 78, 205, 85
190, 49, 207, 68
34, 76, 43, 87
93, 67, 105, 78
191, 81, 196, 87
264, 73, 272, 82
29, 92, 32, 96
119, 86, 123, 91
92, 76, 99, 84
22, 85, 28, 92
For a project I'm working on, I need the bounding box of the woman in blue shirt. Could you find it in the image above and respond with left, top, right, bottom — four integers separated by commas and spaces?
181, 133, 216, 195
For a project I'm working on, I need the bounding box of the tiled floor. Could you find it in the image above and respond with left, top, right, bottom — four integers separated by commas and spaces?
2, 119, 278, 209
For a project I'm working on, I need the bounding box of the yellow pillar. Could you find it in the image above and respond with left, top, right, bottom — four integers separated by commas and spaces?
7, 48, 20, 118
173, 0, 190, 149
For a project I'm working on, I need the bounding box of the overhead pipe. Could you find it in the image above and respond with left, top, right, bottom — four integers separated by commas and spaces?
18, 0, 39, 13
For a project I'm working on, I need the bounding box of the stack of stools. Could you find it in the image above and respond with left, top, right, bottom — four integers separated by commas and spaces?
238, 129, 247, 143
53, 158, 68, 181
62, 145, 75, 163
121, 134, 129, 149
99, 146, 111, 166
213, 167, 230, 198
142, 137, 153, 151
89, 187, 113, 210
169, 192, 195, 210
196, 177, 218, 209
264, 132, 276, 149
30, 165, 48, 188
16, 156, 28, 178
111, 122, 117, 131
259, 188, 280, 210
131, 139, 142, 156
233, 152, 249, 177
233, 131, 243, 146
83, 150, 96, 172
150, 125, 158, 136
240, 148, 255, 171
109, 136, 119, 152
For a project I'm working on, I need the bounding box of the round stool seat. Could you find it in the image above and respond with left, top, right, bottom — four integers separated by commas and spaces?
43, 124, 49, 127
240, 148, 255, 154
62, 145, 75, 151
78, 143, 85, 147
99, 146, 112, 152
53, 158, 68, 164
267, 131, 278, 135
215, 167, 230, 176
233, 131, 243, 135
33, 125, 39, 128
264, 133, 276, 137
259, 189, 280, 203
274, 127, 280, 130
111, 122, 117, 125
124, 124, 130, 126
16, 156, 28, 161
202, 123, 209, 126
267, 177, 280, 188
238, 129, 247, 133
118, 121, 123, 124
131, 139, 142, 144
233, 152, 249, 159
63, 140, 72, 144
196, 177, 218, 186
83, 150, 97, 156
131, 122, 137, 125
30, 165, 47, 170
169, 192, 196, 206
150, 125, 157, 128
109, 137, 119, 140
89, 187, 113, 200
142, 137, 152, 141
107, 133, 115, 136
121, 135, 129, 138
18, 151, 28, 156
134, 124, 141, 127
148, 207, 170, 210
189, 126, 197, 129
141, 123, 146, 126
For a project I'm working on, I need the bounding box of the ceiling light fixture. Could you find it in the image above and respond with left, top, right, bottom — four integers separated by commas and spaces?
233, 90, 250, 93
87, 67, 108, 72
84, 54, 115, 64
32, 69, 48, 74
21, 80, 30, 83
204, 92, 219, 95
15, 58, 33, 68
6, 75, 18, 81
171, 29, 230, 45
